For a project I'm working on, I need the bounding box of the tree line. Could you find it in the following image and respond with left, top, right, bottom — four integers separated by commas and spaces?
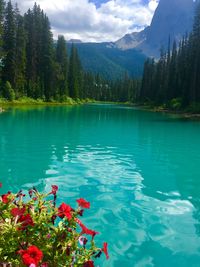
139, 1, 200, 111
0, 0, 138, 103
0, 0, 84, 101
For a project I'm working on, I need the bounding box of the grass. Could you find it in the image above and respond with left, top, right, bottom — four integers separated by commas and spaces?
0, 97, 96, 107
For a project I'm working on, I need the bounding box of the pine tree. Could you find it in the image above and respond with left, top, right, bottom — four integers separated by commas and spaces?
14, 6, 26, 96
24, 4, 56, 100
0, 0, 4, 92
2, 0, 16, 86
24, 5, 43, 97
189, 1, 200, 104
56, 35, 68, 98
41, 14, 55, 100
167, 41, 177, 101
0, 0, 4, 59
69, 44, 82, 99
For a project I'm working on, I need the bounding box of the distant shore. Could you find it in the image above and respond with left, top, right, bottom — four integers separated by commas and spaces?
134, 104, 200, 120
1, 100, 200, 120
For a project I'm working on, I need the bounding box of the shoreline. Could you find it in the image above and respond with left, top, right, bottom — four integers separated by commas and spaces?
134, 104, 200, 120
1, 100, 200, 120
0, 98, 96, 110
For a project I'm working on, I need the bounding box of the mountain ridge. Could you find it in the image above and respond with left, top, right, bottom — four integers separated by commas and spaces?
115, 0, 195, 57
70, 0, 196, 79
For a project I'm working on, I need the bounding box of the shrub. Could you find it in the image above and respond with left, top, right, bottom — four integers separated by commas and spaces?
169, 98, 182, 111
3, 81, 15, 101
0, 183, 109, 266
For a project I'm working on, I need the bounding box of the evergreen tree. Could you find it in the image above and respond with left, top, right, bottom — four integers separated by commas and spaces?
189, 1, 200, 104
0, 0, 4, 59
0, 0, 4, 91
14, 7, 26, 96
24, 5, 44, 97
69, 44, 82, 99
2, 0, 16, 86
56, 35, 68, 98
41, 14, 55, 100
167, 41, 177, 101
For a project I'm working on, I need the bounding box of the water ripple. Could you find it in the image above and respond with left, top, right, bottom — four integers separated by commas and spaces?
43, 143, 200, 266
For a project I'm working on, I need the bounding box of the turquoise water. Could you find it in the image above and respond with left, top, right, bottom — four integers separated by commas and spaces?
1, 104, 200, 267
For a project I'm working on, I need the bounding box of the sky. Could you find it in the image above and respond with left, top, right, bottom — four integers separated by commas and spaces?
15, 0, 159, 42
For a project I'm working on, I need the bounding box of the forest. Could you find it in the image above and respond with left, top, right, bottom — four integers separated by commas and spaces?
0, 0, 138, 103
139, 2, 200, 112
1, 0, 200, 110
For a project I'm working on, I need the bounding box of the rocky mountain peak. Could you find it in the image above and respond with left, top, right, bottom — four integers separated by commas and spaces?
115, 0, 195, 57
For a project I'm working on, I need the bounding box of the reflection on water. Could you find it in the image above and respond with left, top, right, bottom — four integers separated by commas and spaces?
0, 104, 200, 266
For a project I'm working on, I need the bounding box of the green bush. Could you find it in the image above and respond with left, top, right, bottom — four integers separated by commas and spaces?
0, 183, 109, 267
169, 98, 182, 111
3, 81, 15, 101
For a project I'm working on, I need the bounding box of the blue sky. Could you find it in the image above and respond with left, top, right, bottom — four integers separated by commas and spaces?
89, 0, 108, 8
90, 0, 150, 7
16, 0, 159, 42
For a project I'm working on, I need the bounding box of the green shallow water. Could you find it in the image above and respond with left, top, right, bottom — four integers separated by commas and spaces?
1, 104, 200, 267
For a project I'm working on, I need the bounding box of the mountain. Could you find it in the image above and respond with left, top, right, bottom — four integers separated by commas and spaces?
68, 39, 82, 43
68, 0, 196, 79
115, 0, 195, 57
115, 27, 149, 51
71, 42, 146, 80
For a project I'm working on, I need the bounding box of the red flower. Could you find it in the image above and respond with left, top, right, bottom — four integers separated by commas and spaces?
81, 224, 99, 237
58, 203, 72, 220
18, 214, 34, 230
76, 218, 99, 237
40, 263, 48, 267
0, 182, 2, 188
51, 185, 58, 195
102, 242, 109, 259
18, 245, 43, 266
11, 207, 26, 217
76, 198, 90, 209
83, 260, 95, 267
1, 192, 12, 204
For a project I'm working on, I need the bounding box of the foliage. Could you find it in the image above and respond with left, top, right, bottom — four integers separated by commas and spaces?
169, 98, 182, 111
3, 81, 15, 101
0, 183, 109, 267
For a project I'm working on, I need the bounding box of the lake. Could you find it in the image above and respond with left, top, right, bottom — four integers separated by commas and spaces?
1, 104, 200, 267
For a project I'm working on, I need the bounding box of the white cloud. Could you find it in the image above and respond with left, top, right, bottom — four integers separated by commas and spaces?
14, 0, 159, 42
148, 0, 159, 11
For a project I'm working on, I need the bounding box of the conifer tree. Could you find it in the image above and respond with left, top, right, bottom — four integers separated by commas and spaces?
0, 0, 4, 59
56, 35, 68, 98
2, 0, 16, 86
41, 14, 55, 100
14, 8, 26, 96
69, 44, 82, 99
0, 0, 5, 90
